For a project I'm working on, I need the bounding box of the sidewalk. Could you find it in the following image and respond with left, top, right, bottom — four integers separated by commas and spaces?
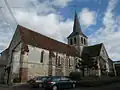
0, 82, 27, 88
0, 84, 9, 88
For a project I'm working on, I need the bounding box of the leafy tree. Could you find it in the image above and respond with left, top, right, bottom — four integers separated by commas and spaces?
76, 53, 98, 77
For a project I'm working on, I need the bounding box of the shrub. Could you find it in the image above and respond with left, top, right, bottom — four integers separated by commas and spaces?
69, 72, 82, 81
13, 77, 21, 83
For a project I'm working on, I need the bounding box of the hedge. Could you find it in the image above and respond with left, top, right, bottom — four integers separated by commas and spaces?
69, 72, 82, 81
76, 76, 120, 87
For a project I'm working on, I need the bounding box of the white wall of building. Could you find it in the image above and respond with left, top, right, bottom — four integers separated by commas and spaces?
27, 45, 49, 79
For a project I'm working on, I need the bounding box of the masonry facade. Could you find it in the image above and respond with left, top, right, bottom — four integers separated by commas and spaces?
2, 24, 80, 84
0, 12, 115, 84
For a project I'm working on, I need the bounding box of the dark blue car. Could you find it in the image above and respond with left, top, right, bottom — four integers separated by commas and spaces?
43, 76, 76, 90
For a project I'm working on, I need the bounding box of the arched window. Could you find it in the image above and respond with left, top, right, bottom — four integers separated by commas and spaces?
56, 53, 58, 64
58, 56, 61, 66
70, 39, 73, 45
81, 37, 83, 44
74, 37, 76, 44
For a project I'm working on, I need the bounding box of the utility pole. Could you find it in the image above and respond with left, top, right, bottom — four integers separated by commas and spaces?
4, 0, 18, 25
2, 0, 18, 85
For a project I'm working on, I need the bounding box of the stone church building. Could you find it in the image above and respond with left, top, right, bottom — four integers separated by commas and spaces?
0, 13, 114, 84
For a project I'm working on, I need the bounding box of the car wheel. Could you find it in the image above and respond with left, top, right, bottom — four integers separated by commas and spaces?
52, 85, 58, 90
72, 83, 76, 88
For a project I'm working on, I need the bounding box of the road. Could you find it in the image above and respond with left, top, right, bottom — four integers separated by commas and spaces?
0, 82, 120, 90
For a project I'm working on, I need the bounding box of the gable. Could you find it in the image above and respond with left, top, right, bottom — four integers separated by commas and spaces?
82, 43, 102, 57
8, 27, 21, 51
99, 44, 109, 60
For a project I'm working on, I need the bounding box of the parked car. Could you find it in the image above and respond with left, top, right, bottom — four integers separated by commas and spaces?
43, 76, 76, 90
27, 76, 49, 88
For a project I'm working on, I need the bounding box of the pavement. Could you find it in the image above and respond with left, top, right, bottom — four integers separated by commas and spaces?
0, 82, 120, 90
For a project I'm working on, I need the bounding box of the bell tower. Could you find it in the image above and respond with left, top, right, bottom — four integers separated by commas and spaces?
67, 12, 88, 54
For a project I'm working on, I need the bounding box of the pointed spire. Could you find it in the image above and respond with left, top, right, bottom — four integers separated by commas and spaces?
73, 11, 82, 33
67, 11, 87, 38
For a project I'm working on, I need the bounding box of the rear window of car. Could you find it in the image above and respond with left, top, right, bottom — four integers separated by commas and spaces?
52, 78, 60, 82
36, 76, 41, 80
61, 77, 70, 81
46, 77, 61, 81
41, 77, 49, 81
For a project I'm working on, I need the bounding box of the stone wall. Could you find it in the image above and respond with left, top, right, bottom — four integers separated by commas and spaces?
7, 28, 21, 84
10, 44, 79, 82
27, 45, 49, 80
11, 43, 22, 82
22, 45, 77, 80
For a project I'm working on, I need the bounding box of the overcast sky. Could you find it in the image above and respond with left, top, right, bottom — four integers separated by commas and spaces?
0, 0, 120, 61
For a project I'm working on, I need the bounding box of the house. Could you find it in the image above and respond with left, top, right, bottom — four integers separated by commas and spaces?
114, 61, 120, 76
0, 12, 114, 84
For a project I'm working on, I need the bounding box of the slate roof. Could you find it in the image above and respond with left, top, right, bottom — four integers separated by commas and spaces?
108, 58, 113, 62
17, 25, 80, 57
82, 43, 103, 57
67, 12, 87, 38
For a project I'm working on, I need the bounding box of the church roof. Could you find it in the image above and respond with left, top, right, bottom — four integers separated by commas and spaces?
0, 48, 9, 55
67, 12, 87, 38
82, 43, 103, 57
17, 25, 80, 57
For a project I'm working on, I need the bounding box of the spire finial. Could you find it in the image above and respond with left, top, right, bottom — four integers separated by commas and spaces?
73, 4, 77, 16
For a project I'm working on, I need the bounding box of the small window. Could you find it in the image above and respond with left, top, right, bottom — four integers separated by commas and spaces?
70, 39, 73, 45
68, 58, 71, 67
84, 38, 86, 45
58, 56, 61, 66
74, 37, 76, 44
81, 37, 83, 44
56, 53, 58, 65
40, 51, 44, 63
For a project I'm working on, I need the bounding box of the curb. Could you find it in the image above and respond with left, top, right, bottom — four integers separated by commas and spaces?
0, 84, 9, 88
0, 83, 27, 88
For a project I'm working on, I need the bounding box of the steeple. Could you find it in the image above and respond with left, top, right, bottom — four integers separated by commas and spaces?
67, 12, 88, 47
73, 11, 82, 33
67, 12, 87, 38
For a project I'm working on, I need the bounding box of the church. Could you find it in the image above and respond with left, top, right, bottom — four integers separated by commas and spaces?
0, 12, 114, 84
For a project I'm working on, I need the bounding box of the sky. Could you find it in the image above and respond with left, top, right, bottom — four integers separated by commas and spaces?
0, 0, 120, 61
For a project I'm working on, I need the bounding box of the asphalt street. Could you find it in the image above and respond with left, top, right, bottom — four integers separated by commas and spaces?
0, 82, 120, 90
